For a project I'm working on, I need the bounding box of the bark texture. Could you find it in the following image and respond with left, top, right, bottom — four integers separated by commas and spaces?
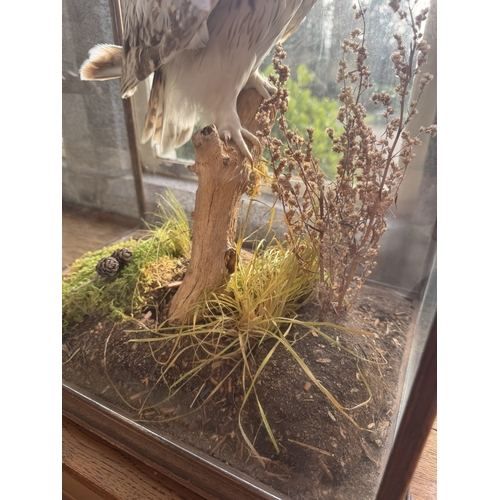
168, 89, 266, 325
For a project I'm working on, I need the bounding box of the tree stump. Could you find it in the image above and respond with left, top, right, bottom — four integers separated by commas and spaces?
168, 89, 268, 325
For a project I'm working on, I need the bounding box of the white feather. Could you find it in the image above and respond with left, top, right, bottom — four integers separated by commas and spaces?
82, 1, 317, 162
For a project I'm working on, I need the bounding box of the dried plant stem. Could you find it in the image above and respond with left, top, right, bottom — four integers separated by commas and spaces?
258, 1, 436, 317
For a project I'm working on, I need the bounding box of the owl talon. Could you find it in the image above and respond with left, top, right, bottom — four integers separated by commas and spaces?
245, 71, 277, 100
219, 126, 259, 167
242, 129, 262, 158
231, 129, 254, 167
220, 130, 231, 145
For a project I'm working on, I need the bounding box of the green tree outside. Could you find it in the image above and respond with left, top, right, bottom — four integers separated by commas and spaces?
263, 64, 342, 179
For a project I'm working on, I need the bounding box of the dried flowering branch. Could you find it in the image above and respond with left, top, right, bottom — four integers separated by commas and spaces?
257, 0, 436, 318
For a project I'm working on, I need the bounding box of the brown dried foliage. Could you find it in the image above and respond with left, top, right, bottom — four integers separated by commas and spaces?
256, 1, 436, 318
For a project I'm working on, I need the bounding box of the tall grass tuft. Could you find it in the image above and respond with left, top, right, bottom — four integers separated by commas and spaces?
127, 201, 376, 463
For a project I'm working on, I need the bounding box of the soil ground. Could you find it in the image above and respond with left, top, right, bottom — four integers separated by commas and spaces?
63, 281, 413, 500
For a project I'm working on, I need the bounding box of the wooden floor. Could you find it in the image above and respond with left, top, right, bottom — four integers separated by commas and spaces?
62, 203, 140, 269
62, 203, 437, 500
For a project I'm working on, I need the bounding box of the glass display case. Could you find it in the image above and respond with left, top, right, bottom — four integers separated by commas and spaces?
62, 1, 437, 499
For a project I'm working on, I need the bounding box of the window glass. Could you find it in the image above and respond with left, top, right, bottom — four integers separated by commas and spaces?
137, 0, 432, 182
63, 1, 436, 498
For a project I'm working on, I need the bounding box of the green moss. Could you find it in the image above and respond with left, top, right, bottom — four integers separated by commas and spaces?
62, 193, 190, 332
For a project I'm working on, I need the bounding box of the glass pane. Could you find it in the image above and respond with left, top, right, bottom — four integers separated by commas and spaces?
63, 0, 436, 498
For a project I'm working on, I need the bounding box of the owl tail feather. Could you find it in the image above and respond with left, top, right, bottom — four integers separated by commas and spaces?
80, 44, 122, 82
141, 70, 165, 147
141, 69, 195, 158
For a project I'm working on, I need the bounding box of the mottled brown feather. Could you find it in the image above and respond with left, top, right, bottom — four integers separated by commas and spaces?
82, 0, 317, 159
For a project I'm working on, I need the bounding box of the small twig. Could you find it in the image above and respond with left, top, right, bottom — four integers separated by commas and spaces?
167, 280, 183, 288
287, 438, 332, 457
210, 434, 227, 456
190, 381, 206, 408
319, 458, 334, 481
62, 347, 80, 365
264, 470, 288, 482
360, 438, 380, 465
129, 388, 151, 401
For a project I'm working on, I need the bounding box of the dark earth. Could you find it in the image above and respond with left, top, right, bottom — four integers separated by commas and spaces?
63, 279, 413, 500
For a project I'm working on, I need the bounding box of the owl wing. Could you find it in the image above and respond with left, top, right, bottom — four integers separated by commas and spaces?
120, 0, 220, 98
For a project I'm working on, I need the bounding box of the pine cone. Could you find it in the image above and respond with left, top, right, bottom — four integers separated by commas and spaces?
111, 247, 133, 268
96, 256, 120, 277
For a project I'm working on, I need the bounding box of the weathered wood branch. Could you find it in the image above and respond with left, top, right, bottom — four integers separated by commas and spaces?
168, 89, 268, 325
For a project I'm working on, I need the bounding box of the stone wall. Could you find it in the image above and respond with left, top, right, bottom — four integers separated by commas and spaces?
62, 0, 140, 218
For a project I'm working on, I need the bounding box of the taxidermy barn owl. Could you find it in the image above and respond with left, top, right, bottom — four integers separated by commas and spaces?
80, 0, 317, 163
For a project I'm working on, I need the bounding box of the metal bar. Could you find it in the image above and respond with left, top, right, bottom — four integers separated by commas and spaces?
108, 0, 147, 223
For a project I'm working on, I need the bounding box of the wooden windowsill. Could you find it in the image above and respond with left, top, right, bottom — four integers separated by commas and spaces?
63, 414, 436, 500
63, 417, 205, 500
